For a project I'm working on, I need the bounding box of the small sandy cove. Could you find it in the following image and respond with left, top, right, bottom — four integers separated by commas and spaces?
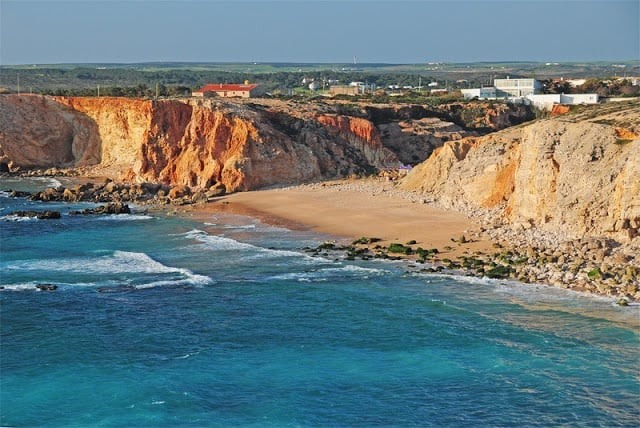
198, 179, 494, 258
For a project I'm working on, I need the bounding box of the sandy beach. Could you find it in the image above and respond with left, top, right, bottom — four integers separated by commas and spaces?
198, 179, 494, 258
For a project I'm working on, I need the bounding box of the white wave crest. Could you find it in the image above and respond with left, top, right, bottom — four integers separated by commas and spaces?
3, 251, 211, 289
1, 283, 41, 291
184, 229, 313, 261
268, 263, 388, 282
0, 280, 101, 292
94, 214, 154, 221
33, 177, 63, 188
1, 214, 39, 222
218, 223, 257, 230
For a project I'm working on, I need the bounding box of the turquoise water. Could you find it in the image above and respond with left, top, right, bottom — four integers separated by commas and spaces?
1, 178, 639, 427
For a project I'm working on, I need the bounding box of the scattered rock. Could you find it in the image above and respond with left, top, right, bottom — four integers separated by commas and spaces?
11, 210, 61, 219
70, 202, 131, 215
169, 185, 191, 199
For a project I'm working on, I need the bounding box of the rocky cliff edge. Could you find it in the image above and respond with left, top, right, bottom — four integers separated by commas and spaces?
400, 101, 640, 247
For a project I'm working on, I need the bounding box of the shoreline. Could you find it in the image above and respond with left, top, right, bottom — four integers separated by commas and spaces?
191, 179, 638, 303
2, 173, 638, 303
196, 178, 493, 259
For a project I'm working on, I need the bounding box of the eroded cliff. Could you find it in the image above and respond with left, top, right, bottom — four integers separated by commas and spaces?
1, 95, 403, 191
2, 95, 515, 191
400, 101, 640, 245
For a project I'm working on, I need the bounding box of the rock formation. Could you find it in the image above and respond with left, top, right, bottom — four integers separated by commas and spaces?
400, 101, 640, 246
0, 95, 101, 168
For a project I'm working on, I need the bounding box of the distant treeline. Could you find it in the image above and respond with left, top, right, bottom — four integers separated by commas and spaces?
1, 65, 638, 98
0, 67, 449, 95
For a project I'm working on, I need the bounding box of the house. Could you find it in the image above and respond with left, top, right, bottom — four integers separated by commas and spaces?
525, 93, 599, 110
330, 85, 359, 96
461, 76, 597, 109
462, 78, 542, 100
461, 86, 497, 99
192, 81, 258, 98
493, 78, 543, 97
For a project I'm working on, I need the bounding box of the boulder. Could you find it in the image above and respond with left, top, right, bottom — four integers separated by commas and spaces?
69, 202, 130, 215
191, 190, 208, 204
140, 182, 162, 195
169, 184, 191, 199
8, 190, 31, 198
62, 188, 77, 201
206, 183, 226, 197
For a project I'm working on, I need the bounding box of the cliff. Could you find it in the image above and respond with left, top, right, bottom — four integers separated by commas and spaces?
2, 95, 525, 191
400, 101, 640, 245
0, 95, 400, 191
0, 95, 102, 168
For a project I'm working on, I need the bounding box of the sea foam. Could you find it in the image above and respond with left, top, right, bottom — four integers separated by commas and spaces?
184, 229, 316, 261
2, 251, 211, 290
94, 214, 154, 221
268, 263, 388, 282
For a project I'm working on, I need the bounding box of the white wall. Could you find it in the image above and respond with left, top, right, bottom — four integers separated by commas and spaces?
561, 93, 598, 104
525, 93, 599, 110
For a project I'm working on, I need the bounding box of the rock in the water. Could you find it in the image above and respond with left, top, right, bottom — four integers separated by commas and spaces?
36, 284, 58, 291
6, 190, 31, 198
70, 202, 131, 215
11, 210, 61, 219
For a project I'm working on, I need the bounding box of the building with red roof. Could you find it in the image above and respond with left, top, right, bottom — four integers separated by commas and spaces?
192, 81, 259, 98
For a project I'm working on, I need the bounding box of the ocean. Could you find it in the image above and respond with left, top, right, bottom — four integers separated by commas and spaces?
1, 177, 639, 427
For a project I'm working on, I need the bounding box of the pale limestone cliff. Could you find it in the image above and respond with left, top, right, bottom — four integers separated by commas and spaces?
0, 95, 101, 168
400, 103, 640, 245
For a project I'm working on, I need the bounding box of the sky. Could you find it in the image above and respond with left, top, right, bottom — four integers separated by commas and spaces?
1, 0, 638, 65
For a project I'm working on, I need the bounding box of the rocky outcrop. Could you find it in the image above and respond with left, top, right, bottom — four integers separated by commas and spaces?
378, 118, 470, 165
400, 115, 640, 245
8, 210, 61, 220
316, 114, 397, 168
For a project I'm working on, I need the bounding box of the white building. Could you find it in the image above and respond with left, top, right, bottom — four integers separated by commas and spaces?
461, 87, 497, 99
461, 77, 597, 109
494, 78, 543, 97
525, 93, 599, 110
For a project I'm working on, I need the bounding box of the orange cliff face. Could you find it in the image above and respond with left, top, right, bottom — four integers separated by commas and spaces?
0, 95, 399, 191
316, 114, 397, 169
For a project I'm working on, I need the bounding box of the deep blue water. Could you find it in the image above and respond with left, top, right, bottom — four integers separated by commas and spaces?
1, 178, 639, 427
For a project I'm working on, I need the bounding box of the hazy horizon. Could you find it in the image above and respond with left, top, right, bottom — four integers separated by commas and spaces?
1, 0, 638, 65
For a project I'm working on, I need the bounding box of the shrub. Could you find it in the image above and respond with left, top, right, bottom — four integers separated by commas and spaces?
485, 265, 512, 279
388, 243, 412, 255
